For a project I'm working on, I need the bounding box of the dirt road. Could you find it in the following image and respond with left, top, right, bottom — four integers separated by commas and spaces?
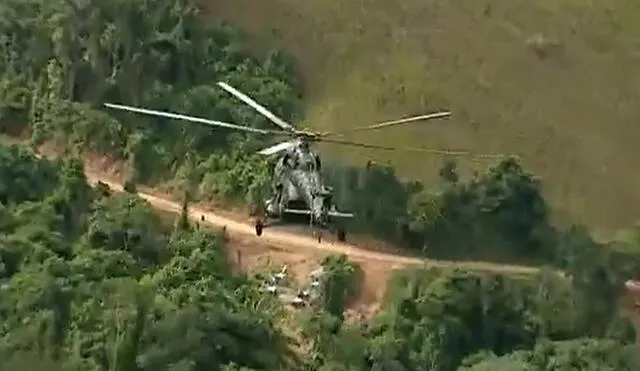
15, 140, 544, 316
85, 175, 540, 275
6, 137, 539, 276
85, 173, 543, 317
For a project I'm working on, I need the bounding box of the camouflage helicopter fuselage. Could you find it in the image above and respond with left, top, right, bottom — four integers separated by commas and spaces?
264, 140, 350, 229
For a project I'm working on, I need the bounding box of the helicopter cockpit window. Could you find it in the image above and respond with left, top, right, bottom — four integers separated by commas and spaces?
298, 154, 315, 171
304, 160, 314, 171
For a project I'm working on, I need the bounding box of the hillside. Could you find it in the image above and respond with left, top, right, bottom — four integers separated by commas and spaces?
203, 0, 640, 234
4, 0, 640, 369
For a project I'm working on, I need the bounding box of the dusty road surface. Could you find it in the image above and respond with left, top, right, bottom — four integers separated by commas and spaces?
24, 141, 543, 315
86, 176, 540, 275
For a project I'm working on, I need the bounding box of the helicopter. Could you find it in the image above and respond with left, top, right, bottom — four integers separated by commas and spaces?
104, 81, 497, 242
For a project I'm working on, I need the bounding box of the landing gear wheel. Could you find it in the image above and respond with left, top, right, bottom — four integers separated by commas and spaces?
255, 220, 264, 236
337, 227, 346, 242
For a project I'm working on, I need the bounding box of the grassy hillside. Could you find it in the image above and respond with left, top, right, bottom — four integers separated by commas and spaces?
202, 0, 640, 234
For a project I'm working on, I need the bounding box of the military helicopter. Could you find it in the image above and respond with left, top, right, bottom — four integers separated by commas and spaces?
104, 81, 493, 242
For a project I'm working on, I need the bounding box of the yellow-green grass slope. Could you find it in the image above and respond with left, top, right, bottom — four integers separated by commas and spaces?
203, 0, 640, 236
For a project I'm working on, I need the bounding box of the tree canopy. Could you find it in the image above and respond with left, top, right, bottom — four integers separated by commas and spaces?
2, 0, 640, 370
0, 142, 639, 370
0, 144, 293, 370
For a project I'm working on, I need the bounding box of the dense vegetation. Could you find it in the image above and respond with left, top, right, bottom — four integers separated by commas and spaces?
1, 143, 639, 371
2, 0, 640, 370
0, 145, 292, 370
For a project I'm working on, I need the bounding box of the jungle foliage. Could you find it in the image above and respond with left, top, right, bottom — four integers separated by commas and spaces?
291, 254, 640, 371
2, 0, 640, 369
459, 339, 640, 371
0, 144, 290, 370
2, 144, 639, 371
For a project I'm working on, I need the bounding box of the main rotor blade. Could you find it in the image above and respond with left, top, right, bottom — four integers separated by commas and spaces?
258, 140, 299, 155
217, 82, 297, 133
320, 111, 452, 137
318, 137, 505, 158
104, 103, 287, 135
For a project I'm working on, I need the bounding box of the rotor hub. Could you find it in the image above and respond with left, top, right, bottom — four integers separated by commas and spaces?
296, 131, 321, 141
